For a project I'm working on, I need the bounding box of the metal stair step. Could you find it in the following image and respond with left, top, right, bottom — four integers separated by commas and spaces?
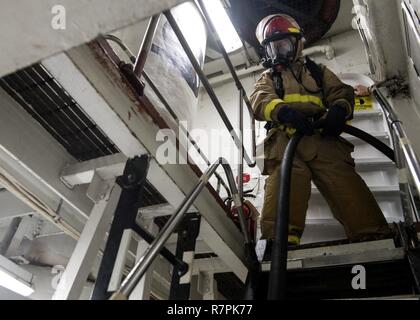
260, 238, 404, 271
354, 157, 395, 169
311, 185, 400, 196
344, 131, 390, 144
352, 110, 384, 119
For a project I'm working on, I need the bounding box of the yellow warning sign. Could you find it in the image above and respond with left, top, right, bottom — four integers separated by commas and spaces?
355, 96, 374, 111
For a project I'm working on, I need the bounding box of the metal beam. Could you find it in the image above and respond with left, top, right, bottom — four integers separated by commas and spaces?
0, 191, 35, 220
192, 258, 230, 276
261, 238, 405, 271
0, 88, 93, 234
197, 271, 217, 300
52, 178, 121, 300
61, 153, 127, 187
129, 220, 159, 300
92, 156, 153, 300
199, 219, 247, 283
60, 153, 200, 218
261, 247, 406, 271
0, 0, 188, 78
169, 213, 201, 300
0, 217, 22, 255
3, 216, 37, 257
0, 255, 33, 286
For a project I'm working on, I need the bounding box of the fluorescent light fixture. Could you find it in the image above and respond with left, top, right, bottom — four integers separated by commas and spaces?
0, 268, 34, 297
0, 255, 34, 297
202, 0, 242, 53
173, 2, 207, 59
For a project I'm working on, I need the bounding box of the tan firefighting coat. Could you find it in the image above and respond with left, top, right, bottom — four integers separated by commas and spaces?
250, 59, 390, 241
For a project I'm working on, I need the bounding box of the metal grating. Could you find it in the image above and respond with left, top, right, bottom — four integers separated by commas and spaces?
0, 63, 119, 161
0, 63, 166, 208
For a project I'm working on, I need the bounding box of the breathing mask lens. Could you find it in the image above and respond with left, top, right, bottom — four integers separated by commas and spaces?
266, 37, 297, 65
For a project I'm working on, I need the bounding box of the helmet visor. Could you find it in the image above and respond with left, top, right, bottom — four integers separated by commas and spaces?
266, 37, 297, 65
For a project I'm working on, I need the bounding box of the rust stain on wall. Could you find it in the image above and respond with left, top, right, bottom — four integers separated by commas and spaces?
87, 38, 230, 215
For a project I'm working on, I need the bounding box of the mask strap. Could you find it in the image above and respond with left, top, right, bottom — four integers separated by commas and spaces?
288, 63, 323, 94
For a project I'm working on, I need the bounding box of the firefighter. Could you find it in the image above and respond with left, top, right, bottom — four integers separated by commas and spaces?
250, 14, 390, 245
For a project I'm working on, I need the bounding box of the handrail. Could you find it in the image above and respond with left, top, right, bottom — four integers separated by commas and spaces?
103, 35, 136, 63
110, 158, 252, 300
373, 88, 420, 222
103, 35, 232, 198
164, 10, 256, 168
238, 89, 244, 199
196, 0, 257, 164
133, 15, 160, 77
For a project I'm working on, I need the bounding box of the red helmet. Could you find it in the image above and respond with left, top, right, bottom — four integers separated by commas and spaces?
256, 14, 305, 67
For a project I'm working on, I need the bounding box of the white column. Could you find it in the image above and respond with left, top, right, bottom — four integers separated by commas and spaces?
52, 177, 120, 300
129, 219, 159, 300
197, 271, 217, 300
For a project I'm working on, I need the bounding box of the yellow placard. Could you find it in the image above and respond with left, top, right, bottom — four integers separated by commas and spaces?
355, 96, 374, 111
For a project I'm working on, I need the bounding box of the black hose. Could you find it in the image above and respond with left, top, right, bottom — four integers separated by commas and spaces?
267, 133, 303, 300
344, 125, 395, 162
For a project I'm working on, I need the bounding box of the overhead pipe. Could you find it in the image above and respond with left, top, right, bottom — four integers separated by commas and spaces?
133, 15, 161, 78
0, 167, 80, 240
302, 45, 335, 60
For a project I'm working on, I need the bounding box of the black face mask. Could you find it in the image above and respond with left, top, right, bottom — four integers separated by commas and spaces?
265, 37, 297, 67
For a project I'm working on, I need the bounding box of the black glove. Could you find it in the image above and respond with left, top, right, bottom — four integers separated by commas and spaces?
277, 106, 314, 135
323, 104, 348, 137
